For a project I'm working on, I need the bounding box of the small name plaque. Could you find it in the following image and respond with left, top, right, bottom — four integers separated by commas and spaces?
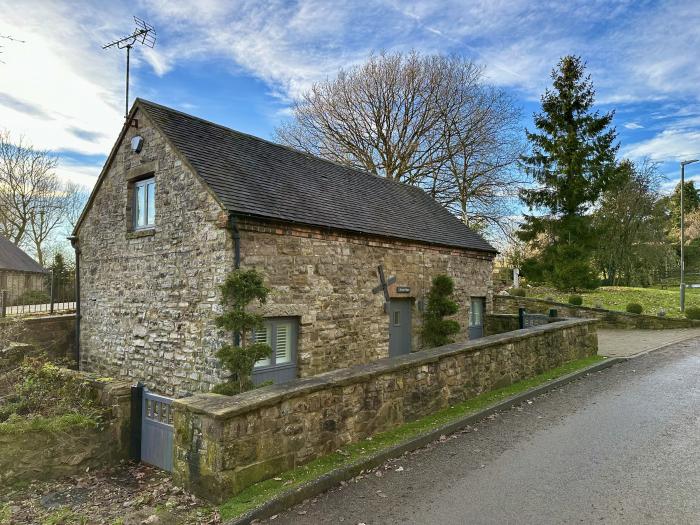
396, 286, 411, 294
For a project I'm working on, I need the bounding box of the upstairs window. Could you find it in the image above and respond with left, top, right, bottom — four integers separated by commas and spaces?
133, 177, 156, 229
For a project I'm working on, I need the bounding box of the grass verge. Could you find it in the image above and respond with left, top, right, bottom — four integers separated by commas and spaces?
526, 285, 700, 318
0, 413, 99, 435
219, 354, 604, 520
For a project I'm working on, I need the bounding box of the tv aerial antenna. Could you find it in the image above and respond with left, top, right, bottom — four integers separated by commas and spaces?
103, 16, 156, 119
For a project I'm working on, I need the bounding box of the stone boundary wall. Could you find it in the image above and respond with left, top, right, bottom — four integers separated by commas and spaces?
172, 318, 597, 502
1, 314, 77, 362
484, 313, 520, 335
0, 371, 131, 485
493, 295, 700, 330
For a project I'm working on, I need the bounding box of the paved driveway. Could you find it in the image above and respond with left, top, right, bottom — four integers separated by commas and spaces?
597, 328, 700, 357
271, 339, 700, 525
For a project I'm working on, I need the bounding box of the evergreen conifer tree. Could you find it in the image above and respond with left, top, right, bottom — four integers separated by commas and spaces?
421, 275, 460, 347
518, 56, 619, 290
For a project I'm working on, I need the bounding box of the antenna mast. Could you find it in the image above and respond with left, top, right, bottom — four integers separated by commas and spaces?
103, 17, 156, 119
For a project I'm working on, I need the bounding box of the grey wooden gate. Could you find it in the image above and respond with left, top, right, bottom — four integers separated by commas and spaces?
141, 389, 174, 472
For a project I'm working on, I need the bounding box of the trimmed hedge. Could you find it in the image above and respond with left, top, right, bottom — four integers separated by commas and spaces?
626, 303, 643, 314
509, 287, 526, 297
685, 307, 700, 320
568, 295, 583, 306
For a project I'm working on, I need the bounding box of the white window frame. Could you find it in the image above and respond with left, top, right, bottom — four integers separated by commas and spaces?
133, 177, 156, 229
252, 318, 298, 371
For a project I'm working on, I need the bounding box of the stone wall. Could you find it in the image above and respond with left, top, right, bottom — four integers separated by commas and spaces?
494, 295, 700, 329
484, 313, 520, 335
77, 107, 235, 397
77, 106, 494, 396
4, 314, 77, 362
172, 318, 597, 502
0, 372, 131, 485
240, 218, 493, 377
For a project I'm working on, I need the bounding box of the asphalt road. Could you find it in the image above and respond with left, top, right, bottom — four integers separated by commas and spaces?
270, 339, 700, 525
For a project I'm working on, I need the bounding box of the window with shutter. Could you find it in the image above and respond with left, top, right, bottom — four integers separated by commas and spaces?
250, 318, 298, 385
253, 325, 271, 368
275, 322, 292, 364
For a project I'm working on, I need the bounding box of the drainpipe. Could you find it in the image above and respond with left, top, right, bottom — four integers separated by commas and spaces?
227, 213, 241, 270
67, 235, 81, 368
227, 214, 241, 346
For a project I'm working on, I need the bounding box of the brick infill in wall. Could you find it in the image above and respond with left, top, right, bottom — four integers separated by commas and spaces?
235, 217, 495, 261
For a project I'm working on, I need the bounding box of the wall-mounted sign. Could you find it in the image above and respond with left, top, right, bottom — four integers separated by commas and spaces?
396, 286, 411, 294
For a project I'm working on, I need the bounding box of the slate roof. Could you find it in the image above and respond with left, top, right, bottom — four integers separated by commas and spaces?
137, 99, 496, 254
0, 235, 45, 273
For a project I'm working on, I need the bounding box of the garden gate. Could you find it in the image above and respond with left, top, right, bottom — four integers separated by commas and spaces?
132, 384, 174, 472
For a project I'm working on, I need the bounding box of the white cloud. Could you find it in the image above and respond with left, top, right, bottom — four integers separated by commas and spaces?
0, 2, 126, 156
623, 129, 700, 163
624, 122, 644, 129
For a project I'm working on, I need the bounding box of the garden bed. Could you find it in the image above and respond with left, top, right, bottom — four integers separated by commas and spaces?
0, 355, 132, 486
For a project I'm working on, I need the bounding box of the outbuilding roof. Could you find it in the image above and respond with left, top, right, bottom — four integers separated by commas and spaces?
0, 235, 45, 273
133, 100, 496, 253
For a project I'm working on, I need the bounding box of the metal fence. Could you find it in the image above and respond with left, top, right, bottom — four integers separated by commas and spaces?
0, 270, 76, 317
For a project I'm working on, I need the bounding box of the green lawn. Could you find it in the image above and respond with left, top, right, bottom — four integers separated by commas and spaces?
525, 286, 700, 318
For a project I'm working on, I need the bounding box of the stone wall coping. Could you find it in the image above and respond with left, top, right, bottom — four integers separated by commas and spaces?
174, 318, 596, 420
495, 295, 700, 326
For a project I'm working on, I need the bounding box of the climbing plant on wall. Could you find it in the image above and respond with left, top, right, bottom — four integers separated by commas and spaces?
421, 274, 460, 348
213, 269, 272, 395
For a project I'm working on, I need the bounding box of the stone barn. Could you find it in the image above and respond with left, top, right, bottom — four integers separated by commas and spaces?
0, 234, 46, 305
73, 99, 496, 396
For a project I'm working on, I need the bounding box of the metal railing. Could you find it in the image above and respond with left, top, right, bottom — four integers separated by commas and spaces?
0, 270, 76, 317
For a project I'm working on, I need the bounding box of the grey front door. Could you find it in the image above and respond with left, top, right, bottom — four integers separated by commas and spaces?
469, 297, 485, 339
389, 299, 412, 357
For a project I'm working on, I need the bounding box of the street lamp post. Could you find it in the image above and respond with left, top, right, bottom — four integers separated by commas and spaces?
680, 159, 699, 312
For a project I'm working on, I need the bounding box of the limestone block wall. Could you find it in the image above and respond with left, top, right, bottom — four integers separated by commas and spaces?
240, 218, 494, 377
77, 108, 234, 396
172, 318, 598, 501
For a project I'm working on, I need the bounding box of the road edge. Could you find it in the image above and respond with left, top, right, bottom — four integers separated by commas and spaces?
224, 356, 625, 525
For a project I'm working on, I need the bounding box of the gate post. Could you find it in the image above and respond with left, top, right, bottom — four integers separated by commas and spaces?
518, 307, 525, 329
49, 269, 55, 315
130, 382, 144, 461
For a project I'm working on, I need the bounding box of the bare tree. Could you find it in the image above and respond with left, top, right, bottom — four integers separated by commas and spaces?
276, 51, 524, 234
0, 130, 85, 266
438, 83, 524, 232
276, 51, 462, 185
0, 130, 58, 248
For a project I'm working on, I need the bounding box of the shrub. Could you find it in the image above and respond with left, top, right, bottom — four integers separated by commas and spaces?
421, 275, 460, 348
212, 269, 272, 395
0, 356, 102, 424
568, 295, 583, 306
685, 307, 700, 320
626, 303, 643, 314
509, 287, 526, 297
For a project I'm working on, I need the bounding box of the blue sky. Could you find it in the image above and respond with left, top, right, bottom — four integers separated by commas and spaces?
1, 0, 699, 194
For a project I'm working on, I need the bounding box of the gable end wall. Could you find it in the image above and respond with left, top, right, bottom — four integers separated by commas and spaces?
77, 109, 233, 396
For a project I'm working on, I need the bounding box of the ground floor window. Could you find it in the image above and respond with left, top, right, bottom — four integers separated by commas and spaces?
469, 297, 485, 339
252, 317, 298, 384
